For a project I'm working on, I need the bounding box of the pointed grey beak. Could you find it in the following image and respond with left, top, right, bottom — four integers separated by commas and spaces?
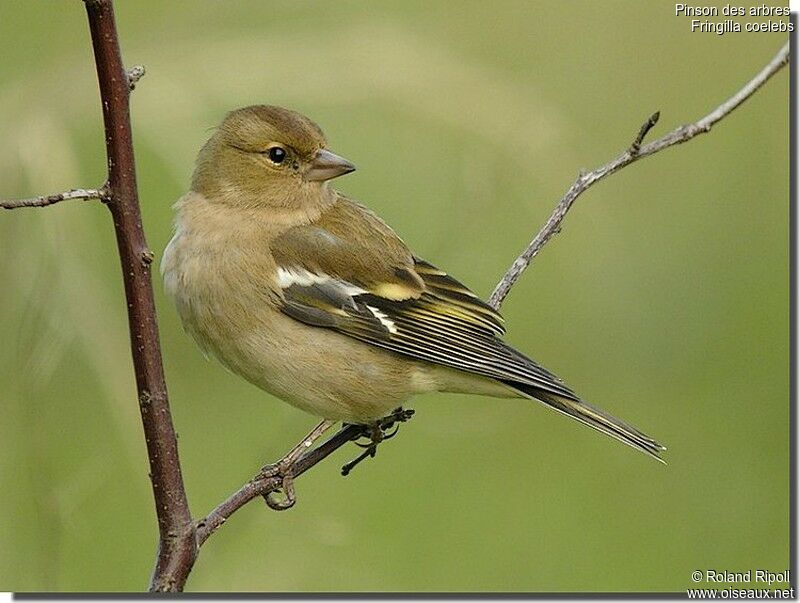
305, 149, 356, 182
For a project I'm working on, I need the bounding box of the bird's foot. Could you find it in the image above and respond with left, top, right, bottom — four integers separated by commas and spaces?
259, 418, 336, 511
341, 407, 415, 476
259, 458, 297, 511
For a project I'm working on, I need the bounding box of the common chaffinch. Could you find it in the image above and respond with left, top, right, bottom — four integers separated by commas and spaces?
162, 105, 664, 496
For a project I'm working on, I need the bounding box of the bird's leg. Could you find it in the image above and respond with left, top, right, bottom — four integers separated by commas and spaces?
261, 418, 336, 510
341, 407, 415, 476
341, 423, 382, 476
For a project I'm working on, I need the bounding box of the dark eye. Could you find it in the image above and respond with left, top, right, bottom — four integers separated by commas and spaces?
267, 146, 286, 164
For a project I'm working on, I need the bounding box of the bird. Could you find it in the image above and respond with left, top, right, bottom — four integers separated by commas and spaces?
162, 105, 665, 507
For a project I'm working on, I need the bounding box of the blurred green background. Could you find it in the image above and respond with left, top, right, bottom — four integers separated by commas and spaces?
0, 0, 790, 593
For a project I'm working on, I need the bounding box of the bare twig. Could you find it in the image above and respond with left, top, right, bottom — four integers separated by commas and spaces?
0, 186, 108, 210
488, 41, 790, 310
82, 0, 195, 592
0, 81, 142, 212
2, 1, 192, 590
196, 409, 413, 545
196, 423, 364, 545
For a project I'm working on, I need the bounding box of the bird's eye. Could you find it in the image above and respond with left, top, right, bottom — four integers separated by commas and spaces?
267, 146, 287, 164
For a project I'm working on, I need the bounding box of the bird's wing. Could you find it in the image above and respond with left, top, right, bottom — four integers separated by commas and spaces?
270, 198, 577, 400
272, 197, 426, 301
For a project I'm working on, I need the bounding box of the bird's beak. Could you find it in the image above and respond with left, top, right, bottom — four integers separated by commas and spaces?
305, 149, 356, 182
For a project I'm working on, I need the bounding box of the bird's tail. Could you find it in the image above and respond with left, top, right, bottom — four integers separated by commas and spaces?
506, 382, 666, 463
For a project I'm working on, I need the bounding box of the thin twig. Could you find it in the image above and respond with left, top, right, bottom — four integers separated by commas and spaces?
0, 186, 108, 210
196, 423, 364, 545
0, 72, 141, 210
488, 41, 789, 310
196, 408, 412, 545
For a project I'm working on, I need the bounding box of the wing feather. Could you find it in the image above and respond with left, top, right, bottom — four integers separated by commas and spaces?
275, 263, 577, 400
414, 258, 505, 334
270, 197, 574, 400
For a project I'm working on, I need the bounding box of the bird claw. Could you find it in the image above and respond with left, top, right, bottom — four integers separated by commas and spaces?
381, 422, 402, 441
257, 418, 335, 511
260, 460, 297, 511
264, 477, 296, 511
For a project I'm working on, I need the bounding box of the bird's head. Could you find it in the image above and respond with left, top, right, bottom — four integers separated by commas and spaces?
192, 105, 355, 209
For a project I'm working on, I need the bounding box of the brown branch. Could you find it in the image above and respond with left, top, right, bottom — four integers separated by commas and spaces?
82, 0, 195, 592
488, 41, 790, 310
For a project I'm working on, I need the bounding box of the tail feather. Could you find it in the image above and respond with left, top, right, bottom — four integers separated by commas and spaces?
507, 382, 666, 463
